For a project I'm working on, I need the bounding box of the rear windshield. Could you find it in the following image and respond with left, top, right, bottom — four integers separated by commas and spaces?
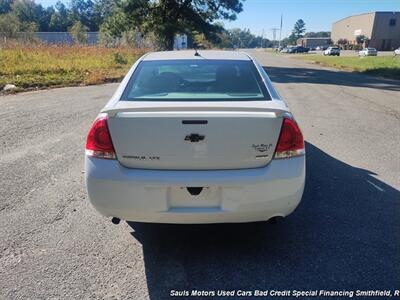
121, 59, 271, 101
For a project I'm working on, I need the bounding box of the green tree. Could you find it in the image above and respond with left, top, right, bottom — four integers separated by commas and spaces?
12, 0, 40, 24
197, 27, 270, 49
216, 31, 234, 48
0, 13, 21, 38
36, 6, 53, 31
1, 0, 114, 34
356, 34, 366, 45
49, 2, 71, 31
69, 20, 89, 44
69, 0, 96, 31
288, 19, 306, 44
116, 0, 244, 50
9, 0, 54, 32
93, 0, 115, 27
304, 31, 330, 38
0, 0, 13, 14
228, 28, 254, 48
193, 32, 215, 49
293, 19, 306, 37
100, 6, 129, 39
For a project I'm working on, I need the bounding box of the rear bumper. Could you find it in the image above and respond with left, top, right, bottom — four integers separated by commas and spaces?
85, 156, 305, 224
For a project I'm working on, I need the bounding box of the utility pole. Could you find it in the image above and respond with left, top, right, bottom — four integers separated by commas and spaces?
278, 14, 283, 48
270, 27, 279, 48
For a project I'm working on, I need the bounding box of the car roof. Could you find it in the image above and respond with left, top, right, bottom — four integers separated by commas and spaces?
142, 50, 252, 61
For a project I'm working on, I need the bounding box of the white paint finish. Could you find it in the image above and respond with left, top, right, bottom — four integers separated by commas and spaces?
168, 187, 222, 208
85, 155, 305, 223
143, 50, 251, 61
86, 50, 305, 223
108, 111, 283, 170
115, 111, 278, 118
104, 100, 288, 115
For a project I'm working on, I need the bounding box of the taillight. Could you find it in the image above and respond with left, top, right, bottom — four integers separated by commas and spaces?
85, 113, 116, 159
274, 117, 305, 159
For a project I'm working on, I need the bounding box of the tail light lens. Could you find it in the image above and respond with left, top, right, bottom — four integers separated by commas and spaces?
85, 113, 116, 159
274, 117, 305, 159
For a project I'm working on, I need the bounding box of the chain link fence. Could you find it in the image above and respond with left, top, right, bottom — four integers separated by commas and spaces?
0, 31, 156, 48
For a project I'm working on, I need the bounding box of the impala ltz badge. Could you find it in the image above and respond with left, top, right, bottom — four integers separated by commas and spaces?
123, 155, 160, 160
185, 133, 205, 143
252, 143, 273, 152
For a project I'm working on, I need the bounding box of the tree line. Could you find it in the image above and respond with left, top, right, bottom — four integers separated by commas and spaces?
0, 0, 274, 49
281, 19, 331, 47
0, 1, 329, 49
0, 0, 111, 33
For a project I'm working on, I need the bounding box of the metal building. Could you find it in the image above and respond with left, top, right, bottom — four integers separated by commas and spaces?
331, 11, 400, 50
297, 37, 332, 48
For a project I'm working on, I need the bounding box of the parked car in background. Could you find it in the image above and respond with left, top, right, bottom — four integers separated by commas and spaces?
324, 47, 340, 56
85, 50, 306, 224
288, 46, 310, 53
359, 48, 378, 56
280, 46, 293, 53
394, 47, 400, 56
316, 46, 329, 51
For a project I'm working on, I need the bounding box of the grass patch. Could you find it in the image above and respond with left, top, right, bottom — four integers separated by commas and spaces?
265, 48, 279, 54
296, 55, 400, 80
0, 44, 147, 92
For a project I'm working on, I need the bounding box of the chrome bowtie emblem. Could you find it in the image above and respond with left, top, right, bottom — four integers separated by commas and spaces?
185, 133, 205, 143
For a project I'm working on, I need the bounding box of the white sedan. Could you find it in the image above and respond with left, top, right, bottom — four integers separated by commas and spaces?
359, 48, 378, 56
85, 50, 305, 224
324, 47, 340, 56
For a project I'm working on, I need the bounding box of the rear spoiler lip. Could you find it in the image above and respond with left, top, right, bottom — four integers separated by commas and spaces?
102, 99, 290, 118
102, 107, 289, 118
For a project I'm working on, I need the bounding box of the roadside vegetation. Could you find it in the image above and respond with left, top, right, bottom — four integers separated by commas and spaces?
0, 44, 146, 92
296, 55, 400, 80
0, 0, 272, 50
0, 0, 275, 93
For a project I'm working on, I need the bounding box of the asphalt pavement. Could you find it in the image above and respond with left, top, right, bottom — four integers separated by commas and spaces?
0, 50, 399, 299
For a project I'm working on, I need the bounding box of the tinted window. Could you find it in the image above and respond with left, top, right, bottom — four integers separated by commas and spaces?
389, 19, 396, 26
121, 60, 271, 101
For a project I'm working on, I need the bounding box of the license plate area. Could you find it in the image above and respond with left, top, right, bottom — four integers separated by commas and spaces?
168, 186, 221, 208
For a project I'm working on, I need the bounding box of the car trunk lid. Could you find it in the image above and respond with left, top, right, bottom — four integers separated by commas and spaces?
105, 102, 286, 170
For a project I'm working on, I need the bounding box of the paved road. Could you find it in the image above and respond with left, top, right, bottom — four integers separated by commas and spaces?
1, 51, 399, 299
